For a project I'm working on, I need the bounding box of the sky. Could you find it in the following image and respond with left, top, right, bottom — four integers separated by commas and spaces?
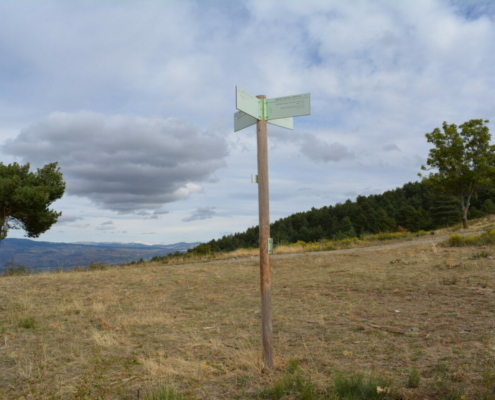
1, 0, 495, 245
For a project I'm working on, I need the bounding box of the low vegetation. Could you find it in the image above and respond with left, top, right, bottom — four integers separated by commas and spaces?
1, 219, 494, 399
447, 229, 495, 247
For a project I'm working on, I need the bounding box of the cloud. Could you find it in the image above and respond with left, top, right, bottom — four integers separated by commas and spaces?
69, 223, 91, 229
56, 215, 84, 225
96, 220, 114, 230
269, 130, 353, 163
153, 210, 169, 215
3, 112, 228, 213
382, 143, 400, 152
135, 211, 150, 216
299, 134, 354, 162
182, 207, 217, 222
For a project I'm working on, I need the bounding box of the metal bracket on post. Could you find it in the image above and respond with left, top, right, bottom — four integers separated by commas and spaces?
251, 174, 258, 183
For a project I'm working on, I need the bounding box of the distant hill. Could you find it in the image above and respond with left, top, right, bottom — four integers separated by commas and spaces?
0, 239, 200, 272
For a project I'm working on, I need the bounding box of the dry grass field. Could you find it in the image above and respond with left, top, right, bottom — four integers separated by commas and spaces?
1, 222, 495, 399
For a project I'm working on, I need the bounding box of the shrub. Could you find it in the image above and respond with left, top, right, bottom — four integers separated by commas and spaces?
259, 361, 322, 400
407, 368, 421, 388
87, 261, 107, 271
18, 317, 36, 330
447, 234, 464, 247
472, 250, 491, 259
333, 371, 395, 400
2, 258, 31, 276
189, 244, 212, 256
370, 232, 406, 241
447, 230, 495, 247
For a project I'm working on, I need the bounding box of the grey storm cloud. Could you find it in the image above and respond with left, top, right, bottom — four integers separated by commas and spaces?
269, 131, 354, 163
382, 143, 400, 152
3, 112, 228, 213
55, 215, 84, 224
299, 134, 354, 163
182, 207, 217, 222
96, 221, 114, 230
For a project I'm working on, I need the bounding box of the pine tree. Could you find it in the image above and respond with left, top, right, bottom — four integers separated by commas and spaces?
430, 196, 462, 228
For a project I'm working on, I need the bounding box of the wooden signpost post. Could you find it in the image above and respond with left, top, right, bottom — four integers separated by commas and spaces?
234, 87, 310, 370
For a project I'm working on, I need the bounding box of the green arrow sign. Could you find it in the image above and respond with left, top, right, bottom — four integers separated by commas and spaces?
266, 93, 310, 120
234, 111, 257, 132
236, 86, 262, 120
234, 87, 309, 131
268, 117, 293, 130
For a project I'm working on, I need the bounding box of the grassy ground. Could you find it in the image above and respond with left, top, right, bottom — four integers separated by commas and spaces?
1, 221, 495, 399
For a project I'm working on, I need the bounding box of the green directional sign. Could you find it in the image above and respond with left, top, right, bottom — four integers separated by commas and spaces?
236, 86, 261, 120
266, 93, 310, 120
234, 87, 309, 132
234, 111, 257, 132
268, 117, 293, 130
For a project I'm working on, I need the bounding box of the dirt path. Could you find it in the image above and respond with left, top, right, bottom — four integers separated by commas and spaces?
264, 230, 485, 261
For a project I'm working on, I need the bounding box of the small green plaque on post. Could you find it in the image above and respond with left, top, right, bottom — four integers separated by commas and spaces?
268, 238, 273, 254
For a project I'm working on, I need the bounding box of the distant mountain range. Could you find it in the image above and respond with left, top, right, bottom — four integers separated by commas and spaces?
0, 238, 200, 272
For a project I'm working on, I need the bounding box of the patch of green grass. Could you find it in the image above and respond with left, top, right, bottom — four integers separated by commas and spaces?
369, 232, 407, 241
448, 224, 463, 232
259, 360, 323, 400
407, 368, 421, 388
18, 317, 36, 330
145, 386, 186, 400
471, 250, 492, 259
332, 371, 396, 400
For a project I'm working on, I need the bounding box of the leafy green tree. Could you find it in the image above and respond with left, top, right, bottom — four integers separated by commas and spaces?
420, 119, 495, 229
0, 162, 65, 241
481, 199, 495, 215
429, 195, 462, 228
335, 216, 356, 239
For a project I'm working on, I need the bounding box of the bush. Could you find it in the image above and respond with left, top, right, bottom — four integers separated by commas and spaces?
87, 261, 107, 271
472, 250, 491, 259
447, 230, 495, 247
2, 258, 32, 276
447, 234, 464, 247
407, 368, 421, 388
18, 317, 36, 330
189, 244, 212, 256
259, 361, 322, 400
333, 371, 395, 400
370, 232, 406, 241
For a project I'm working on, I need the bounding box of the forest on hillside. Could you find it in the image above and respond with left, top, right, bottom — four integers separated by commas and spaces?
205, 181, 495, 252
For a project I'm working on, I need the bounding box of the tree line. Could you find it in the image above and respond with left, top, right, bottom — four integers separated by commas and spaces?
204, 181, 495, 253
